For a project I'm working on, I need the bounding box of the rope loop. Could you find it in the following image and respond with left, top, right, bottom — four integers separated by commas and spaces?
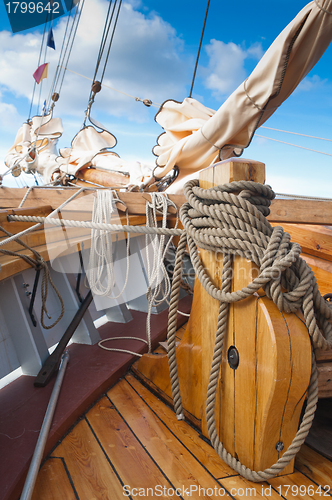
166, 177, 332, 482
0, 225, 65, 329
181, 178, 332, 349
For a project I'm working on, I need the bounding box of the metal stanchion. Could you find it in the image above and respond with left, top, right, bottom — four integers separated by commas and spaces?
20, 351, 70, 500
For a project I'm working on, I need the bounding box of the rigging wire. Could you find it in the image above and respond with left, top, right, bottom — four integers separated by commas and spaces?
189, 0, 210, 98
28, 11, 50, 120
49, 0, 84, 109
61, 66, 161, 108
255, 134, 332, 157
100, 0, 123, 84
84, 0, 123, 121
56, 65, 332, 147
48, 0, 76, 104
260, 125, 332, 143
92, 0, 115, 84
58, 0, 85, 95
37, 21, 50, 115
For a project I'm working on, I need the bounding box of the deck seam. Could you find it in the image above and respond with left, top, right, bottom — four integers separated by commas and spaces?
268, 483, 288, 500
123, 376, 237, 494
83, 415, 135, 500
105, 392, 185, 500
294, 466, 332, 496
50, 456, 81, 500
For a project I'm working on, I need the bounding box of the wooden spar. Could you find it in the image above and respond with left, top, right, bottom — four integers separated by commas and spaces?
134, 158, 312, 475
75, 167, 130, 187
2, 183, 332, 224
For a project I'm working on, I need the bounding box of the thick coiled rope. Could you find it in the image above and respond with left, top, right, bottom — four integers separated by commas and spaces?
166, 178, 331, 481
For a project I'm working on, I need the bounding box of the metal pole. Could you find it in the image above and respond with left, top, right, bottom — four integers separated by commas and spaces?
20, 351, 70, 500
34, 290, 92, 387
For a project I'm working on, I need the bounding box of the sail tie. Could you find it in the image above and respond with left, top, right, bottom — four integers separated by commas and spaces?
315, 0, 332, 15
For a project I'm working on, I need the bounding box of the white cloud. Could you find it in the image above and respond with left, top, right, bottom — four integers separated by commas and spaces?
202, 39, 263, 98
0, 96, 21, 132
297, 74, 327, 92
0, 0, 190, 127
247, 42, 264, 60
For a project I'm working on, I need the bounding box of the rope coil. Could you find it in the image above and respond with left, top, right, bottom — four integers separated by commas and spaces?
166, 178, 332, 481
0, 226, 64, 329
86, 190, 130, 298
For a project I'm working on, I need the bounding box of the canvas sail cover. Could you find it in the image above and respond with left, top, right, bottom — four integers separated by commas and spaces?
153, 0, 332, 188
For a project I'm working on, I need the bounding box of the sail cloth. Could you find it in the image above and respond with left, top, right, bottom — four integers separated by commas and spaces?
4, 111, 63, 179
153, 0, 332, 190
57, 126, 153, 187
5, 119, 153, 186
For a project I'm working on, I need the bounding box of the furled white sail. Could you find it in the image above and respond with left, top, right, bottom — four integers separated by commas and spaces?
5, 119, 152, 187
56, 126, 152, 187
4, 111, 63, 180
153, 0, 332, 191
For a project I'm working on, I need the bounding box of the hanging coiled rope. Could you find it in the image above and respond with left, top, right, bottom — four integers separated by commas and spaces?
86, 189, 130, 298
165, 178, 332, 480
0, 226, 64, 329
145, 192, 179, 352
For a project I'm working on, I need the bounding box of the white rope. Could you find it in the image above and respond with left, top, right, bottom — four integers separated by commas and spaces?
177, 310, 191, 317
98, 336, 148, 357
255, 134, 332, 157
0, 187, 88, 248
7, 214, 184, 236
86, 190, 130, 298
95, 194, 180, 357
276, 192, 332, 201
87, 190, 115, 296
145, 193, 179, 352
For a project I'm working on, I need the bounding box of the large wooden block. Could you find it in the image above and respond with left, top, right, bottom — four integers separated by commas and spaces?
135, 158, 312, 475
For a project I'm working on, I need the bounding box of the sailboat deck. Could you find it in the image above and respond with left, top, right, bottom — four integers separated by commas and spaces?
31, 372, 332, 500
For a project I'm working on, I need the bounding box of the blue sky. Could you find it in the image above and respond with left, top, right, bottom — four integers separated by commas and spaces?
0, 0, 331, 195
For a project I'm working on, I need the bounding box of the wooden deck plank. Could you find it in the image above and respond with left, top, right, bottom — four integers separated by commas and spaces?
296, 445, 332, 488
269, 471, 331, 499
125, 373, 235, 479
49, 419, 126, 500
85, 396, 173, 494
30, 375, 332, 500
31, 458, 77, 500
108, 378, 225, 498
221, 476, 281, 499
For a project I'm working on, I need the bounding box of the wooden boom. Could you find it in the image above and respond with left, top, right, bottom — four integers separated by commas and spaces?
134, 159, 312, 475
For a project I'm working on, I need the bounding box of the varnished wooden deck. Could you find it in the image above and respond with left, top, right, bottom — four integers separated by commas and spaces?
31, 372, 332, 500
